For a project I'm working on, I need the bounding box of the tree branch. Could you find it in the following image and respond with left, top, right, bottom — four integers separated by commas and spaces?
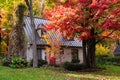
24, 0, 30, 10
95, 30, 116, 44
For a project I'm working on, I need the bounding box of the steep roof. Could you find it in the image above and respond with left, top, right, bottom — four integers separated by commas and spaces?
23, 16, 82, 47
113, 45, 120, 55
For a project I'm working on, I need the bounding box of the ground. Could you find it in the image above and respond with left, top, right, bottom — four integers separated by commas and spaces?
0, 65, 120, 80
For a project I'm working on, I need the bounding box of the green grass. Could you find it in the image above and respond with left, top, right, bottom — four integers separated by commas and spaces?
0, 66, 66, 80
65, 65, 120, 80
0, 65, 120, 80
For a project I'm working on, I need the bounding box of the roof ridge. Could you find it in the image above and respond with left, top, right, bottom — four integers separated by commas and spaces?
24, 15, 48, 20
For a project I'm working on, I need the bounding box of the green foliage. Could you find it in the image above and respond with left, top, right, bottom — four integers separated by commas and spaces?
45, 0, 57, 9
63, 62, 84, 71
1, 58, 11, 66
0, 0, 24, 27
0, 1, 25, 58
96, 56, 120, 65
71, 59, 80, 63
10, 57, 28, 68
96, 44, 110, 56
1, 57, 28, 68
38, 59, 47, 66
29, 59, 47, 67
33, 0, 42, 16
15, 3, 26, 24
96, 63, 106, 69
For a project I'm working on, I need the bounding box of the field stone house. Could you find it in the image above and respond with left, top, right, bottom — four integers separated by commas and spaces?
24, 16, 83, 65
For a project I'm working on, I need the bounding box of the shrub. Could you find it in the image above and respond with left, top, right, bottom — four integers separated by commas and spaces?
71, 59, 80, 63
1, 58, 11, 66
63, 62, 84, 71
29, 59, 47, 67
96, 63, 106, 69
38, 59, 47, 66
96, 56, 120, 65
96, 44, 110, 56
10, 57, 28, 68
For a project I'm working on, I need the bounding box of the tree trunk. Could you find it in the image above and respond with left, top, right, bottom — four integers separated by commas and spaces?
8, 4, 26, 58
87, 38, 96, 68
17, 26, 25, 58
86, 39, 91, 68
82, 40, 87, 67
83, 28, 96, 68
90, 28, 96, 68
29, 0, 38, 68
90, 41, 96, 67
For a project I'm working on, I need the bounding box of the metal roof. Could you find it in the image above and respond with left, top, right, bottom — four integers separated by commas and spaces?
113, 45, 120, 55
23, 16, 82, 47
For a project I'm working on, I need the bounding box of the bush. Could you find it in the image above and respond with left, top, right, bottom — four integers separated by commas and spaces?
96, 44, 110, 56
10, 58, 28, 68
96, 63, 106, 69
29, 59, 47, 67
71, 59, 80, 63
38, 59, 47, 66
1, 58, 28, 68
96, 56, 120, 65
63, 62, 84, 71
1, 58, 11, 66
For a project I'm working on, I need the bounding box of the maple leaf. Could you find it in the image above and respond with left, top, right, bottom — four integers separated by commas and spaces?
43, 0, 120, 40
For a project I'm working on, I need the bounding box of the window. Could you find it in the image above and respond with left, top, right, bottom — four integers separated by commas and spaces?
60, 48, 64, 54
37, 29, 46, 37
37, 49, 42, 59
71, 49, 80, 63
45, 52, 47, 60
37, 24, 46, 37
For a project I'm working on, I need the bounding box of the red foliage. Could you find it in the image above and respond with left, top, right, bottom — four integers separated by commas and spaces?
101, 18, 120, 30
49, 56, 56, 65
111, 8, 120, 15
0, 29, 4, 36
43, 0, 120, 40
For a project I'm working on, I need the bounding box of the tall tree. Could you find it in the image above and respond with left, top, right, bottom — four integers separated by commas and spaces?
0, 0, 24, 56
8, 3, 26, 58
43, 0, 120, 68
25, 0, 38, 68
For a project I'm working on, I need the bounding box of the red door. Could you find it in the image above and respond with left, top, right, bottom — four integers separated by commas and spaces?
50, 56, 56, 65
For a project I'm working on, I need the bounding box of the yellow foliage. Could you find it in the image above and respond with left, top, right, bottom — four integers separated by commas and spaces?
96, 44, 110, 56
0, 9, 7, 27
43, 31, 62, 56
45, 0, 57, 9
1, 41, 7, 54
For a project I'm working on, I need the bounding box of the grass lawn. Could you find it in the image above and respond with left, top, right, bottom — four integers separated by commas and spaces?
0, 65, 120, 80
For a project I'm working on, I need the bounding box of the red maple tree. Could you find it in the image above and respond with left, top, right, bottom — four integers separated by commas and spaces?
43, 0, 120, 68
